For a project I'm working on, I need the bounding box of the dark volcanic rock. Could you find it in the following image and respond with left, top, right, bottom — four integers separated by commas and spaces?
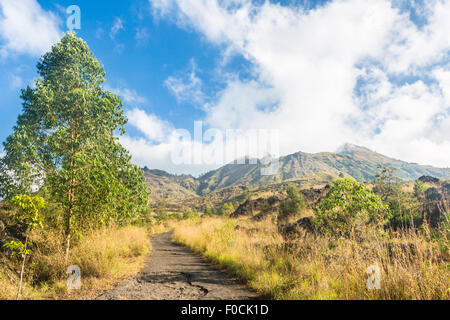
280, 217, 318, 239
425, 187, 442, 201
231, 195, 282, 218
418, 176, 441, 184
231, 199, 257, 218
300, 185, 330, 203
442, 181, 450, 193
232, 185, 331, 220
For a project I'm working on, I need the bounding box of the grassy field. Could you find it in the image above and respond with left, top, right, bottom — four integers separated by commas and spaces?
173, 216, 449, 300
0, 226, 151, 300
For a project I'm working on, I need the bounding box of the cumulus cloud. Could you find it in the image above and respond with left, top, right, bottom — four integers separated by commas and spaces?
126, 108, 174, 142
141, 0, 450, 171
382, 0, 450, 74
433, 67, 450, 106
0, 0, 62, 57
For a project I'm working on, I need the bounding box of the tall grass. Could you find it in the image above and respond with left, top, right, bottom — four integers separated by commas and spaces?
173, 217, 449, 300
1, 225, 150, 300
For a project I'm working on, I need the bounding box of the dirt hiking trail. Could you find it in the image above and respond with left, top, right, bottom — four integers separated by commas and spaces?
97, 232, 261, 300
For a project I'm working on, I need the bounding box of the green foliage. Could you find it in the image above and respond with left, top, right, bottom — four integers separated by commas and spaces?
0, 33, 148, 251
414, 180, 428, 200
134, 207, 153, 226
203, 207, 215, 217
373, 165, 397, 200
220, 202, 235, 216
183, 208, 199, 220
262, 200, 271, 212
314, 178, 390, 239
374, 166, 422, 229
2, 240, 32, 259
427, 212, 449, 242
279, 184, 306, 220
3, 194, 46, 299
153, 199, 168, 215
10, 195, 45, 230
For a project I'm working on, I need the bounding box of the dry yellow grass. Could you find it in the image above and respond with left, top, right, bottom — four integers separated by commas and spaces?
1, 225, 151, 300
173, 217, 450, 300
149, 220, 180, 236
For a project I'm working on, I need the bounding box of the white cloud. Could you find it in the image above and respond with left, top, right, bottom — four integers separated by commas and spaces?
0, 0, 62, 57
145, 0, 450, 171
110, 17, 124, 39
126, 108, 173, 142
433, 67, 450, 106
105, 85, 148, 107
120, 135, 221, 176
122, 107, 280, 175
382, 0, 450, 74
120, 109, 222, 176
165, 58, 205, 106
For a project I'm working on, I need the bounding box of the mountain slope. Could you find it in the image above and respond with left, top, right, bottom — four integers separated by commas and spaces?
143, 169, 199, 202
144, 144, 450, 197
195, 144, 450, 194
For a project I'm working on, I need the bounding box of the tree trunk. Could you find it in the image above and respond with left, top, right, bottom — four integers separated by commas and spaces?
65, 117, 77, 263
16, 234, 28, 300
65, 202, 72, 262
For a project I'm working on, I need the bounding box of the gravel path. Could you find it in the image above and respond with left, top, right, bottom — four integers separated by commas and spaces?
97, 232, 260, 300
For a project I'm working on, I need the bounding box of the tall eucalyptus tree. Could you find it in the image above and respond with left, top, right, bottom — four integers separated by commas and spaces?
0, 32, 149, 258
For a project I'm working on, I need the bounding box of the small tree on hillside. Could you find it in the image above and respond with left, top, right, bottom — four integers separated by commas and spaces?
221, 202, 235, 216
2, 195, 45, 299
277, 184, 306, 231
279, 184, 306, 220
373, 166, 422, 229
414, 180, 427, 201
314, 178, 390, 240
373, 165, 397, 201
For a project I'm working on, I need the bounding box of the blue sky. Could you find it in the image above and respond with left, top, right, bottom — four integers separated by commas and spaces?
0, 0, 449, 175
1, 0, 219, 140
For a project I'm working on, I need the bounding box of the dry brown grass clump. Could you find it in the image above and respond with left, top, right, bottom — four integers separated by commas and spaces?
1, 225, 151, 300
173, 217, 449, 300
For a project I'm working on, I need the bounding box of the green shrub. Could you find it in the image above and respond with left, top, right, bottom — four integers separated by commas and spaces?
279, 184, 306, 221
220, 202, 235, 216
373, 166, 422, 229
314, 178, 390, 240
183, 208, 199, 220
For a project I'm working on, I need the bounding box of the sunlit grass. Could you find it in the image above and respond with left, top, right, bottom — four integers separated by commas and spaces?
1, 225, 151, 300
173, 217, 449, 300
